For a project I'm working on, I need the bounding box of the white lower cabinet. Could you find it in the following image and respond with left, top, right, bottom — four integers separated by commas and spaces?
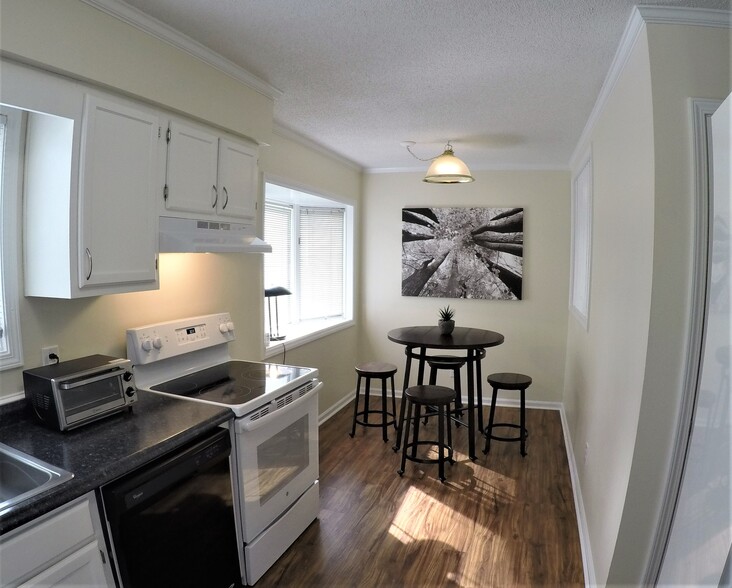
0, 493, 114, 588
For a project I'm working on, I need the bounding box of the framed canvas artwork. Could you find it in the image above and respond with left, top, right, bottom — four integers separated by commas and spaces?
401, 206, 523, 300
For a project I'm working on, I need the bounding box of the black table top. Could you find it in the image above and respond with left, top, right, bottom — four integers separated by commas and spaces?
387, 326, 504, 350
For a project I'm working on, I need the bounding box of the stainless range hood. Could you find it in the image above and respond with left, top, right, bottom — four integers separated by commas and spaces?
159, 216, 272, 253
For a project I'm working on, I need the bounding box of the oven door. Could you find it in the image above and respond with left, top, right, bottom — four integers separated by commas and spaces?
233, 380, 322, 543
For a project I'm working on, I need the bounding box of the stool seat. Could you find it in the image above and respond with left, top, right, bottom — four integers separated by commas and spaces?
427, 355, 467, 370
487, 372, 532, 390
350, 361, 398, 442
398, 385, 455, 482
484, 372, 531, 457
405, 384, 455, 405
355, 361, 398, 377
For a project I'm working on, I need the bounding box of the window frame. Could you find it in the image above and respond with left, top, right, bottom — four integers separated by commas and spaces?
569, 149, 593, 330
0, 107, 25, 370
263, 179, 354, 357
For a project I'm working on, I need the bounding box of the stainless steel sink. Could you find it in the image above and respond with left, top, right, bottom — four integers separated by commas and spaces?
0, 443, 73, 516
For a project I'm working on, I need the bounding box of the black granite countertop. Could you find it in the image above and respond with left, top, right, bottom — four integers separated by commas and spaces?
0, 390, 233, 535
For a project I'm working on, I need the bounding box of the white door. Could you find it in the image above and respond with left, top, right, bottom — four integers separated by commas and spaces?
78, 95, 159, 288
658, 93, 731, 585
165, 120, 219, 216
217, 138, 257, 219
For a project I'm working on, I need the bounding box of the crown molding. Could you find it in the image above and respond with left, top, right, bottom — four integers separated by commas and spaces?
638, 5, 732, 28
368, 163, 569, 174
272, 123, 363, 171
569, 5, 731, 168
79, 0, 283, 101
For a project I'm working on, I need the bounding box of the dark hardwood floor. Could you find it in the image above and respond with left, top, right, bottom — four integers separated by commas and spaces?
257, 399, 584, 587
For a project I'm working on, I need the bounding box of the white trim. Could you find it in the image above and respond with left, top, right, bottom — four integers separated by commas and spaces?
79, 0, 282, 101
559, 403, 596, 587
570, 6, 731, 169
318, 392, 353, 426
642, 98, 721, 585
0, 107, 24, 371
272, 123, 362, 172
569, 149, 593, 330
638, 5, 732, 28
368, 162, 570, 174
0, 390, 25, 405
264, 320, 355, 360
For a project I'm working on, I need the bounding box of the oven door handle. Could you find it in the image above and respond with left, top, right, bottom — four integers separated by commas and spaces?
238, 381, 322, 432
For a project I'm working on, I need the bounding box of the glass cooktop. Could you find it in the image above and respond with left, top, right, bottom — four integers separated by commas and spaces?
151, 360, 315, 406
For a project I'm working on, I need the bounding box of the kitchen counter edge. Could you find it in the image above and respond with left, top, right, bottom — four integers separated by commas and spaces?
0, 390, 233, 535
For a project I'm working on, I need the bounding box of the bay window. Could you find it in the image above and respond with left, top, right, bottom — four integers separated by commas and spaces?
264, 183, 353, 348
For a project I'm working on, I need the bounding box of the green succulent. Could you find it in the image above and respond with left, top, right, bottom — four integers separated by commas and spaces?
439, 305, 455, 321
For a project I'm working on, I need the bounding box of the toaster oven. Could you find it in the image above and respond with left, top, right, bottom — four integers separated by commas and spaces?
23, 355, 137, 431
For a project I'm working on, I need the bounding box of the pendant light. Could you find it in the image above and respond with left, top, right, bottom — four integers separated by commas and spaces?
403, 141, 475, 184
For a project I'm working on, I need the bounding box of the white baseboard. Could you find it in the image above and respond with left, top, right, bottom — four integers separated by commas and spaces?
559, 405, 596, 587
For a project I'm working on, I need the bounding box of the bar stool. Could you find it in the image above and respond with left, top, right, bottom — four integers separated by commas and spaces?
427, 355, 465, 424
397, 385, 455, 482
483, 372, 531, 457
349, 361, 398, 442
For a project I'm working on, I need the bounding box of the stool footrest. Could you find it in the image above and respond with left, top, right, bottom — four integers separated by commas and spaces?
402, 440, 454, 465
354, 410, 396, 428
487, 422, 528, 443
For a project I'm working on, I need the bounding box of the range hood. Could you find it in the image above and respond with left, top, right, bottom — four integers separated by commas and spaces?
159, 216, 272, 253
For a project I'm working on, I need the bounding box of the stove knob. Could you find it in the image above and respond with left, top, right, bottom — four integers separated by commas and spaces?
219, 323, 229, 334
226, 322, 235, 333
125, 387, 136, 397
141, 338, 153, 352
152, 337, 163, 350
123, 371, 133, 382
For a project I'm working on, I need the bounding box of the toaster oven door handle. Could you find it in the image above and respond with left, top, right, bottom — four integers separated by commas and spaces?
59, 369, 124, 390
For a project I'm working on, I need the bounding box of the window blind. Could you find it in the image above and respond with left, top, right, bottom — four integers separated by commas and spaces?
298, 207, 344, 320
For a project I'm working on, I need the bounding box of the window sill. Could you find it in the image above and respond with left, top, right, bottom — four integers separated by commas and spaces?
264, 318, 354, 359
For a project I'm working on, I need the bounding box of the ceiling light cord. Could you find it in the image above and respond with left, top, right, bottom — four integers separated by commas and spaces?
405, 141, 455, 162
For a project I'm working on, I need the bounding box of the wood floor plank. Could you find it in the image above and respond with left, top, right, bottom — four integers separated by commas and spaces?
256, 400, 584, 587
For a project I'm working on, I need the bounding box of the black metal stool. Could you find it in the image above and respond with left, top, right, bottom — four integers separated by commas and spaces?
350, 361, 398, 442
427, 355, 465, 425
397, 385, 455, 482
483, 372, 531, 457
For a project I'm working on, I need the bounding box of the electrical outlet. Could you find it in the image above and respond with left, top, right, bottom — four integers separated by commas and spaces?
41, 345, 59, 366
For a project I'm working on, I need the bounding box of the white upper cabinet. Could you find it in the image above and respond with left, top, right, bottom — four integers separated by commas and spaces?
217, 138, 257, 219
164, 119, 258, 220
78, 94, 160, 290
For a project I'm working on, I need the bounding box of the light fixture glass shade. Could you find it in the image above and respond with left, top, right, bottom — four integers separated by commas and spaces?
423, 147, 475, 183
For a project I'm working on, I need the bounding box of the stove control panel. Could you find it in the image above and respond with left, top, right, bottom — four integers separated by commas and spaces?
126, 313, 235, 365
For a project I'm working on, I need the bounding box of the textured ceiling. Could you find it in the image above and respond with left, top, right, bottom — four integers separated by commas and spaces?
121, 0, 730, 171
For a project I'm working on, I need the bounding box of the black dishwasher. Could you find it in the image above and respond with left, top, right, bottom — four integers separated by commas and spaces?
100, 428, 241, 588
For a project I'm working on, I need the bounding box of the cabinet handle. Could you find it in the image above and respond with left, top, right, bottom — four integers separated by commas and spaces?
222, 186, 229, 209
212, 185, 218, 209
85, 248, 93, 280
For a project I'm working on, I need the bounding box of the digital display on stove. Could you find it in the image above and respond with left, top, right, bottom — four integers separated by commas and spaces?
186, 327, 196, 334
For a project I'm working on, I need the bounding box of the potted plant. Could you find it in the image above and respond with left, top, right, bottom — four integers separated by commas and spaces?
438, 305, 455, 335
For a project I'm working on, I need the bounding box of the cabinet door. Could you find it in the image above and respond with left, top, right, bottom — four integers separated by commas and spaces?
217, 138, 257, 219
78, 95, 159, 288
165, 120, 219, 216
20, 541, 111, 588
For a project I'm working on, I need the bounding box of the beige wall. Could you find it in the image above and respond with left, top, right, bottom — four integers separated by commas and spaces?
564, 23, 731, 586
607, 23, 731, 585
361, 170, 570, 404
0, 0, 362, 415
563, 29, 655, 586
